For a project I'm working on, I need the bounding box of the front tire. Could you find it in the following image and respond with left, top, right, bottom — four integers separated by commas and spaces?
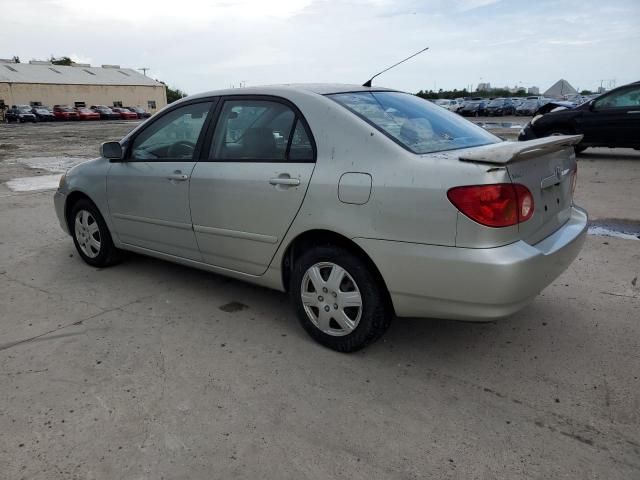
70, 199, 120, 267
290, 245, 392, 352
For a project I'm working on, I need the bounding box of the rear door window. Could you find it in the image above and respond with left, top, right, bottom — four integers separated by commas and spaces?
209, 99, 314, 162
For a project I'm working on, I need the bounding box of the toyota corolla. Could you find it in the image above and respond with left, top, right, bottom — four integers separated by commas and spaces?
54, 84, 587, 352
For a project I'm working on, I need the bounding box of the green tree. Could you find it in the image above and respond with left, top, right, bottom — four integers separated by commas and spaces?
166, 85, 187, 103
50, 56, 73, 66
11, 56, 20, 63
580, 90, 593, 95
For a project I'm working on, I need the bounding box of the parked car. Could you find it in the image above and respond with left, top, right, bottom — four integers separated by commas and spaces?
519, 80, 640, 153
111, 107, 139, 120
53, 105, 79, 121
6, 105, 37, 123
485, 98, 516, 116
126, 106, 151, 119
459, 99, 488, 116
90, 105, 120, 120
75, 107, 101, 121
31, 105, 55, 121
515, 100, 540, 116
55, 84, 587, 352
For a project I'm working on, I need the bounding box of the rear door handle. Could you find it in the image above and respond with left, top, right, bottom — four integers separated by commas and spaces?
167, 172, 189, 181
269, 176, 300, 186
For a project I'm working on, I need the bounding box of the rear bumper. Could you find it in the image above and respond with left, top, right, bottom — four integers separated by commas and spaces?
355, 206, 588, 320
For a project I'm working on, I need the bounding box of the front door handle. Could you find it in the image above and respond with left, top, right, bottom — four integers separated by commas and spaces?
269, 176, 300, 186
627, 110, 640, 114
167, 171, 189, 181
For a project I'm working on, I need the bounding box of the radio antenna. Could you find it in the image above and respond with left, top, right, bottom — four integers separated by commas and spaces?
362, 47, 429, 87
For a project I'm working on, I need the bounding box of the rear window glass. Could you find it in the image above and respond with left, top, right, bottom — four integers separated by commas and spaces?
329, 91, 498, 154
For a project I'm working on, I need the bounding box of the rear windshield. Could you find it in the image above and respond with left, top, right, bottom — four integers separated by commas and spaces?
329, 91, 498, 154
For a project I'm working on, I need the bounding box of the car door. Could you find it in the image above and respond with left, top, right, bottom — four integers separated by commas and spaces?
107, 100, 215, 260
189, 96, 316, 275
577, 85, 640, 146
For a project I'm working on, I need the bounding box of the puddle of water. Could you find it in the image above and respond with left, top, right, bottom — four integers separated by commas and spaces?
588, 219, 640, 241
17, 157, 89, 173
6, 174, 62, 192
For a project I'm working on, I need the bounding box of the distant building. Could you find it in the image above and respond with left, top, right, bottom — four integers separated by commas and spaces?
0, 60, 166, 111
597, 86, 607, 94
544, 79, 577, 99
477, 82, 491, 92
527, 86, 540, 95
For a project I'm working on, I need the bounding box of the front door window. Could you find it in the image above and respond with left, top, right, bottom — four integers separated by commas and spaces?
130, 102, 212, 160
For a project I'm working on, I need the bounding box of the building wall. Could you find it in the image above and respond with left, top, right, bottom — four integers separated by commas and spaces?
0, 83, 167, 112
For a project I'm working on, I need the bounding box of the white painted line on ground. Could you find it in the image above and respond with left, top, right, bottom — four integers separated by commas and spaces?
5, 174, 62, 192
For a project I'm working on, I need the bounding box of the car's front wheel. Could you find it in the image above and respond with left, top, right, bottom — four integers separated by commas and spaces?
291, 245, 392, 352
70, 199, 120, 267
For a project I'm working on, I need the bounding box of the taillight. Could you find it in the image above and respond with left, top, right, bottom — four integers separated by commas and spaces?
447, 183, 534, 228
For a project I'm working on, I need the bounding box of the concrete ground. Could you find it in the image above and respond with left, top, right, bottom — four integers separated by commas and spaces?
1, 121, 639, 479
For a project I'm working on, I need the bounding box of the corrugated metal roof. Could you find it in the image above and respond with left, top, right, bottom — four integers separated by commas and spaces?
0, 63, 163, 87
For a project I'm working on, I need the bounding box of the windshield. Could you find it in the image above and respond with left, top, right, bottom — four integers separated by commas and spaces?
488, 99, 504, 106
329, 92, 498, 154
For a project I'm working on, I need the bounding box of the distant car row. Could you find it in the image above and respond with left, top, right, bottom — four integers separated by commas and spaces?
432, 95, 595, 117
4, 104, 151, 123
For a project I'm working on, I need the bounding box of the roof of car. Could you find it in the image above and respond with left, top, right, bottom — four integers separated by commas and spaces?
189, 83, 399, 100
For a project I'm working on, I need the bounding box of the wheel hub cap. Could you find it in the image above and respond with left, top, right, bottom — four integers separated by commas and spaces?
74, 210, 101, 258
300, 262, 363, 336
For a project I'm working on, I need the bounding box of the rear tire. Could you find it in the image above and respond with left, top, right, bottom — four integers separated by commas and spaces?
70, 199, 121, 267
290, 245, 392, 352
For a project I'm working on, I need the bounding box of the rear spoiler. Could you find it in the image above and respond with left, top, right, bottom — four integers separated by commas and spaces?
459, 135, 583, 165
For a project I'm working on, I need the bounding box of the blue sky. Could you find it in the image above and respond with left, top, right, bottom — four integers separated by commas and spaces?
2, 0, 639, 94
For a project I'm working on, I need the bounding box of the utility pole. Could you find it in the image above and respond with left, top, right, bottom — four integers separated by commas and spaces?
138, 67, 150, 76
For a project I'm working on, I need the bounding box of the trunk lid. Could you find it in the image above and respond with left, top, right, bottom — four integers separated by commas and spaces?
459, 135, 581, 244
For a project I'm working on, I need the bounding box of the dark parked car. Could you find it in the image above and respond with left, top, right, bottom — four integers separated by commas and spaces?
90, 105, 121, 120
459, 100, 487, 117
31, 106, 55, 121
125, 106, 151, 119
53, 105, 79, 121
6, 105, 37, 123
485, 98, 516, 116
519, 81, 640, 153
515, 100, 540, 116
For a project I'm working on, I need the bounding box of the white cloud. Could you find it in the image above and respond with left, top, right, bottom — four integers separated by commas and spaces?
1, 0, 638, 93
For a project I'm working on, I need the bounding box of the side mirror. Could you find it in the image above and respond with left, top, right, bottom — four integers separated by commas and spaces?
588, 100, 596, 111
101, 141, 123, 161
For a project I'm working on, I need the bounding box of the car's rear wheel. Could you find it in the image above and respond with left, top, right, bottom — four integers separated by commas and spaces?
290, 245, 392, 352
70, 199, 120, 267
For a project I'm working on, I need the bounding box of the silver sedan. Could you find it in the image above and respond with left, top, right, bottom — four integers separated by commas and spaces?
54, 84, 587, 352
